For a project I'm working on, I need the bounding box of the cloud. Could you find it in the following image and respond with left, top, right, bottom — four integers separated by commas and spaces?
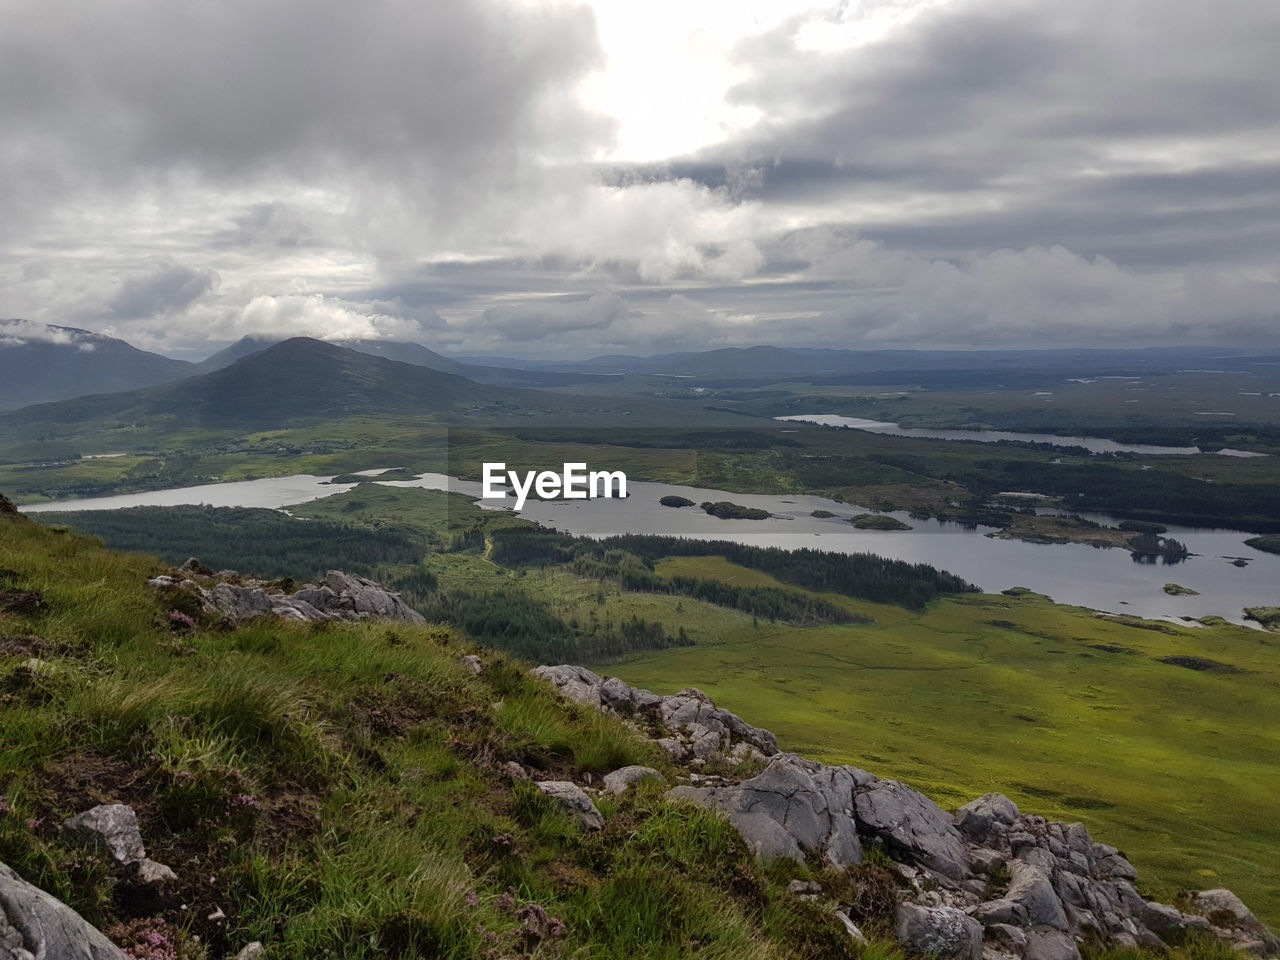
1, 0, 1278, 355
108, 262, 220, 319
478, 292, 636, 341
230, 294, 443, 343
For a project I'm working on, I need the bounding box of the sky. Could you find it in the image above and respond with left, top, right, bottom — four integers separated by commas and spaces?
0, 0, 1277, 359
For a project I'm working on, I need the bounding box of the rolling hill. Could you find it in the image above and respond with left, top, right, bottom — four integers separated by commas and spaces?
3, 337, 509, 431
0, 320, 195, 407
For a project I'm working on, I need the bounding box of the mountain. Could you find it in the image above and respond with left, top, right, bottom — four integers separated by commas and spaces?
529, 345, 1226, 382
0, 320, 195, 406
8, 337, 505, 430
197, 336, 609, 386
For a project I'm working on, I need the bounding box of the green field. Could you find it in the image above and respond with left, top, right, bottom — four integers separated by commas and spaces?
612, 557, 1280, 925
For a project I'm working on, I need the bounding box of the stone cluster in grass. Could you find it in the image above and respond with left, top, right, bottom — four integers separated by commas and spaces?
148, 559, 426, 625
534, 663, 1280, 960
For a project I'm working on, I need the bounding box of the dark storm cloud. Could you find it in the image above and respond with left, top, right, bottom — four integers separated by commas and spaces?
108, 262, 220, 319
0, 0, 608, 233
712, 0, 1280, 266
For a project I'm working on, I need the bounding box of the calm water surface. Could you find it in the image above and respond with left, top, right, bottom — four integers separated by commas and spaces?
774, 414, 1269, 457
23, 472, 1278, 625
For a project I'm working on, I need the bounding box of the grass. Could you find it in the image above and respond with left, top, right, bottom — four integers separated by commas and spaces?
3, 507, 890, 959
610, 557, 1280, 927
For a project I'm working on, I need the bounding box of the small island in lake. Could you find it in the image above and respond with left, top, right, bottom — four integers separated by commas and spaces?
810, 509, 836, 518
659, 495, 696, 508
849, 513, 912, 530
701, 500, 771, 520
1163, 583, 1199, 596
1245, 535, 1280, 556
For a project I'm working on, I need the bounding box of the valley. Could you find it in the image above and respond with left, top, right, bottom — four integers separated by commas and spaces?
5, 333, 1280, 936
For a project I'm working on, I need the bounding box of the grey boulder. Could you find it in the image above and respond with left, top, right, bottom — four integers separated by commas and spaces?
62, 804, 146, 865
0, 861, 127, 960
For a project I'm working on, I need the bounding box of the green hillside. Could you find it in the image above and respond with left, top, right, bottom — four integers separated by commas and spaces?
0, 496, 892, 959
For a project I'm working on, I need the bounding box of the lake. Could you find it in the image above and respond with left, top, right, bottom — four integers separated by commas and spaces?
22, 471, 1280, 626
774, 414, 1269, 457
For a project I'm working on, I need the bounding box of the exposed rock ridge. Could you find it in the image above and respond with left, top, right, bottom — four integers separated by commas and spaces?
535, 664, 1280, 960
149, 562, 426, 625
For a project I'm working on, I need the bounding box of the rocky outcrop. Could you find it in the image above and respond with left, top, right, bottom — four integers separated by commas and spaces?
0, 861, 127, 960
669, 754, 867, 867
534, 665, 1280, 960
62, 804, 176, 885
533, 665, 778, 760
148, 566, 426, 625
0, 493, 18, 517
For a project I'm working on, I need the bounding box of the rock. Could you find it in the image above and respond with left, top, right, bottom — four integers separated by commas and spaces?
897, 903, 984, 960
129, 858, 177, 885
62, 804, 147, 865
21, 659, 53, 677
598, 676, 636, 712
667, 754, 864, 867
534, 781, 605, 831
955, 793, 1021, 843
0, 860, 128, 959
532, 666, 779, 757
655, 738, 686, 761
1187, 889, 1280, 954
1006, 861, 1068, 930
974, 899, 1030, 928
234, 944, 265, 960
502, 761, 530, 780
789, 879, 822, 898
186, 569, 425, 625
322, 571, 427, 623
856, 778, 971, 880
459, 655, 484, 675
0, 493, 18, 516
1090, 844, 1137, 881
985, 923, 1029, 954
205, 583, 275, 621
601, 765, 663, 794
533, 665, 604, 706
1023, 927, 1081, 960
834, 909, 868, 944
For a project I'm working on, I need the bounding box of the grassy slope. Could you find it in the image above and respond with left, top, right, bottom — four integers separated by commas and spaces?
0, 509, 889, 960
616, 557, 1280, 926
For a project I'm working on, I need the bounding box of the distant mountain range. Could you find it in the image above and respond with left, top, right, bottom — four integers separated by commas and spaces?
522, 344, 1227, 379
7, 338, 508, 430
0, 320, 195, 406
1, 319, 1265, 413
196, 335, 610, 387
0, 323, 607, 411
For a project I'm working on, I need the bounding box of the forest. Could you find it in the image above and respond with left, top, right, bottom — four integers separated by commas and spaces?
489, 528, 977, 609
32, 506, 432, 579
